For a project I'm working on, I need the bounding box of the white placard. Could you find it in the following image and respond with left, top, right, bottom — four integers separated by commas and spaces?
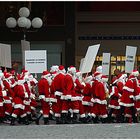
79, 58, 84, 71
102, 53, 111, 76
81, 44, 100, 73
25, 50, 47, 73
125, 46, 137, 73
21, 40, 30, 67
0, 43, 11, 68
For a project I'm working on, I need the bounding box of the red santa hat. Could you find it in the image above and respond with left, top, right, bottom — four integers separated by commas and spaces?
29, 74, 38, 85
58, 65, 66, 73
128, 74, 135, 79
50, 65, 59, 73
4, 72, 13, 80
67, 65, 76, 74
76, 70, 82, 77
22, 69, 29, 76
101, 75, 108, 82
10, 69, 15, 75
93, 71, 102, 79
131, 70, 139, 77
42, 70, 50, 76
59, 65, 64, 71
17, 74, 25, 85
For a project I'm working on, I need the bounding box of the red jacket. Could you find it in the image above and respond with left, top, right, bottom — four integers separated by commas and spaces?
51, 73, 65, 96
63, 73, 75, 100
38, 78, 50, 98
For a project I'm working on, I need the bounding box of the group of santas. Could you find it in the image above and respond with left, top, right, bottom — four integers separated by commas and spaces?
0, 69, 38, 125
37, 64, 140, 125
37, 65, 110, 125
0, 64, 140, 125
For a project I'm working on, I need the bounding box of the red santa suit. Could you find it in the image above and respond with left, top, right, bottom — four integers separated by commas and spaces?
74, 70, 85, 120
0, 72, 5, 120
82, 75, 93, 117
119, 76, 136, 107
3, 73, 14, 118
119, 71, 138, 123
61, 66, 79, 123
23, 82, 31, 116
108, 76, 121, 120
62, 70, 79, 113
38, 71, 51, 124
28, 75, 38, 113
11, 75, 29, 125
117, 73, 127, 95
91, 74, 108, 123
50, 65, 65, 122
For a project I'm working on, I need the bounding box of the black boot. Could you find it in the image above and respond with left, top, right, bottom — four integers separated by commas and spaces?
119, 106, 125, 123
56, 117, 62, 124
27, 114, 34, 122
0, 117, 4, 123
132, 115, 138, 123
131, 107, 138, 123
44, 118, 49, 125
124, 117, 129, 123
79, 117, 87, 124
61, 113, 67, 124
5, 114, 12, 121
22, 116, 29, 125
92, 116, 99, 123
35, 114, 43, 125
10, 117, 16, 125
61, 113, 72, 124
101, 118, 108, 123
72, 113, 80, 124
86, 115, 92, 123
49, 113, 55, 120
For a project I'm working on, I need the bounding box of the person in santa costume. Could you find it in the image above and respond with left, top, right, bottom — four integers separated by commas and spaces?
0, 71, 6, 123
2, 72, 17, 123
90, 71, 102, 123
37, 70, 52, 125
50, 65, 66, 124
74, 70, 87, 123
108, 76, 121, 123
61, 66, 80, 124
82, 75, 93, 123
27, 74, 38, 121
22, 73, 33, 123
91, 73, 108, 123
10, 74, 29, 125
119, 70, 138, 123
117, 73, 127, 96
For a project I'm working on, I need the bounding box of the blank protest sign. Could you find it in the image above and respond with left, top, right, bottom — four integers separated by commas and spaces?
125, 46, 137, 73
80, 44, 100, 74
25, 50, 47, 73
0, 43, 11, 68
102, 53, 111, 76
79, 58, 84, 71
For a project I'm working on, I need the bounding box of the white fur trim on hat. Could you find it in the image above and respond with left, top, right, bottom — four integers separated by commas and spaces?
50, 65, 59, 73
131, 70, 139, 77
67, 66, 76, 74
96, 66, 102, 73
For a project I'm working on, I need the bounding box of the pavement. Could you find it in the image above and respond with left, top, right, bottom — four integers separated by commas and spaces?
0, 122, 140, 139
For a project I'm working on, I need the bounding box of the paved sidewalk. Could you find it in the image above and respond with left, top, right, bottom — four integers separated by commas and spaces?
0, 123, 139, 139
